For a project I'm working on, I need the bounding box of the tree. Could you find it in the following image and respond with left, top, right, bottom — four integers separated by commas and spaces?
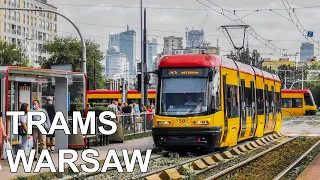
0, 40, 28, 66
277, 64, 309, 89
39, 36, 106, 101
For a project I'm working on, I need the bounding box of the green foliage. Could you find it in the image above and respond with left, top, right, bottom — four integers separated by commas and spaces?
39, 36, 107, 101
15, 176, 27, 180
226, 49, 263, 68
0, 40, 29, 66
277, 64, 309, 89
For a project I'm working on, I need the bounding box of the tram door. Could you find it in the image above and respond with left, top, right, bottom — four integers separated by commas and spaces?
264, 84, 269, 131
239, 79, 246, 138
250, 81, 257, 136
270, 86, 276, 130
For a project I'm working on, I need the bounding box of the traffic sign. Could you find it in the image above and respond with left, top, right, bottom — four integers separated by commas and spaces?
307, 31, 314, 37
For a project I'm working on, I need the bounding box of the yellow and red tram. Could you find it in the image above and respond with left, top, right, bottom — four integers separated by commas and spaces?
281, 89, 317, 116
87, 89, 156, 104
152, 54, 282, 150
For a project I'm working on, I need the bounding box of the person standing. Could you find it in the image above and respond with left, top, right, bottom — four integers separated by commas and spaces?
42, 96, 56, 153
0, 111, 8, 170
30, 100, 51, 160
19, 103, 31, 151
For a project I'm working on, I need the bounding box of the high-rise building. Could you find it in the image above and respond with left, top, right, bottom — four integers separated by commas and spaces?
300, 42, 314, 62
105, 46, 127, 79
108, 33, 119, 49
0, 0, 58, 67
151, 38, 157, 57
163, 36, 183, 55
147, 40, 153, 72
187, 29, 204, 48
119, 27, 136, 76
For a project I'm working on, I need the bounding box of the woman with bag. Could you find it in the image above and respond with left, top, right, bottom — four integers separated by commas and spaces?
0, 111, 8, 170
19, 103, 30, 150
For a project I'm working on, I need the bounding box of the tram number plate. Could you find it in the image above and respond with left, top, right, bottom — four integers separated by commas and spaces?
177, 118, 188, 124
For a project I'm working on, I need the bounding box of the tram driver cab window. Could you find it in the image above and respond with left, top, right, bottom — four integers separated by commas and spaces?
160, 78, 208, 116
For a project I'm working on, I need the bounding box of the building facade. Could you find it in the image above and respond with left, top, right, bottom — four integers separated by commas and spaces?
105, 46, 127, 79
119, 29, 136, 76
174, 46, 218, 55
300, 42, 314, 62
163, 36, 183, 55
0, 0, 58, 67
187, 29, 204, 48
108, 33, 119, 49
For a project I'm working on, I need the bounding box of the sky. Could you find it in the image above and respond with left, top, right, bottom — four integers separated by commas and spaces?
47, 0, 320, 62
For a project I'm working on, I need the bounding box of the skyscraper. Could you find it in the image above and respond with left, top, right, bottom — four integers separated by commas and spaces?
187, 30, 204, 48
108, 33, 119, 49
105, 46, 127, 78
147, 40, 153, 72
151, 38, 157, 57
119, 27, 136, 76
300, 42, 314, 62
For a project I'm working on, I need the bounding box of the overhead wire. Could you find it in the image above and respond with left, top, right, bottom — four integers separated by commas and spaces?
46, 3, 320, 12
198, 0, 290, 56
281, 0, 320, 56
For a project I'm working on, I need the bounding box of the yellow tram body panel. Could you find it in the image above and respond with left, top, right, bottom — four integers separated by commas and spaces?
274, 81, 282, 132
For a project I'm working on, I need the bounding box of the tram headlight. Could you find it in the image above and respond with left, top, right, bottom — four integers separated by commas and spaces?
157, 121, 171, 125
193, 120, 209, 125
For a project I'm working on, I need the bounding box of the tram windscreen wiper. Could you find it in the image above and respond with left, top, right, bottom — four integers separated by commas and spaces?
186, 99, 202, 116
185, 88, 204, 116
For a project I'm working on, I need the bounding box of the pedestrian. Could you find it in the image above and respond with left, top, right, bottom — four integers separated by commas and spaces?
133, 101, 140, 117
147, 106, 153, 130
108, 100, 119, 121
122, 102, 132, 130
18, 103, 30, 151
117, 99, 122, 112
42, 96, 56, 153
30, 100, 51, 160
0, 111, 8, 170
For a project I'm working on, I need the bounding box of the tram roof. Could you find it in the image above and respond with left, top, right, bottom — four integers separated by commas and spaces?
158, 54, 222, 68
281, 89, 311, 94
158, 54, 280, 81
0, 66, 85, 78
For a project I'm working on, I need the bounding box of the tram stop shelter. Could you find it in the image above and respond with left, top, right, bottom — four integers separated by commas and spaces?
0, 66, 86, 156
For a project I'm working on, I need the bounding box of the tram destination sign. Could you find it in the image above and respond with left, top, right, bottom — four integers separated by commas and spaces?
163, 68, 205, 77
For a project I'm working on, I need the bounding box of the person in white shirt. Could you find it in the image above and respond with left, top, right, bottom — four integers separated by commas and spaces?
184, 95, 196, 105
19, 103, 31, 150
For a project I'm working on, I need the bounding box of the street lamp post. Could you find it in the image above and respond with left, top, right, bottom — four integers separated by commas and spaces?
0, 7, 87, 74
0, 7, 87, 109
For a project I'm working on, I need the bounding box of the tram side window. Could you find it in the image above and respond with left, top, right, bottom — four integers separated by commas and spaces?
282, 98, 302, 108
229, 85, 239, 118
304, 93, 315, 106
211, 70, 221, 112
245, 87, 252, 106
268, 90, 273, 112
256, 89, 264, 115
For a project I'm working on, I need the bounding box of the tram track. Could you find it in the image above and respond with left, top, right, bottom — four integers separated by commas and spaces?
60, 150, 169, 180
273, 139, 320, 180
201, 136, 320, 180
134, 133, 287, 180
